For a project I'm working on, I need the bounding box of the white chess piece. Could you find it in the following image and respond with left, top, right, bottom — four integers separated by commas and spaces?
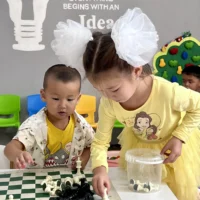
45, 184, 53, 193
46, 175, 53, 182
102, 188, 109, 200
76, 156, 82, 176
8, 194, 14, 200
64, 177, 73, 186
41, 175, 53, 185
73, 176, 81, 185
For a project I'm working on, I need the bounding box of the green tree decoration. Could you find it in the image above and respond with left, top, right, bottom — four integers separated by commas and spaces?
153, 32, 200, 85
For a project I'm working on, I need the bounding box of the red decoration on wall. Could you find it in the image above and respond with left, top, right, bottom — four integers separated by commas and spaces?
185, 63, 194, 67
169, 48, 178, 55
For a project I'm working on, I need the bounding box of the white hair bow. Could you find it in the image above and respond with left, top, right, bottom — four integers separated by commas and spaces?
51, 20, 92, 74
111, 8, 159, 67
51, 7, 158, 70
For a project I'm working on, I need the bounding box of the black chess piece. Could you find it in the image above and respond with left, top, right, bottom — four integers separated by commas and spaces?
49, 177, 95, 200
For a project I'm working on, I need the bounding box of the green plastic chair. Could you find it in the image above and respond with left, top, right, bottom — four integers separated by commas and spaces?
0, 94, 20, 128
114, 120, 124, 128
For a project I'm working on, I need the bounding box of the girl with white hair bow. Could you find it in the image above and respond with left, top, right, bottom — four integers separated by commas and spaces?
52, 8, 200, 200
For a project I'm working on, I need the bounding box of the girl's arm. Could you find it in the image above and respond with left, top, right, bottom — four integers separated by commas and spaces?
91, 97, 116, 171
171, 85, 200, 142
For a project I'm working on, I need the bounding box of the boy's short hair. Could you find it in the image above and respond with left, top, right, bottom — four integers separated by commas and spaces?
182, 65, 200, 79
43, 64, 81, 90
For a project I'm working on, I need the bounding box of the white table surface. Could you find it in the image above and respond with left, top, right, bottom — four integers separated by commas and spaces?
108, 167, 178, 200
0, 167, 177, 200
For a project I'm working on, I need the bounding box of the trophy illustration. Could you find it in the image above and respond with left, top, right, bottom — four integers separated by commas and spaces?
7, 0, 49, 51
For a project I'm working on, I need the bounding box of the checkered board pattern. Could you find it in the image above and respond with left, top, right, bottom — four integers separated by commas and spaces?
0, 168, 95, 200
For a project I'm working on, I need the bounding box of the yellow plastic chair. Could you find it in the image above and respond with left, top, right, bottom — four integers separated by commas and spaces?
76, 95, 97, 129
0, 94, 20, 128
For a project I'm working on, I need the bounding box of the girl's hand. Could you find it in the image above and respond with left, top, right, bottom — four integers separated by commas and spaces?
92, 166, 110, 197
161, 136, 183, 164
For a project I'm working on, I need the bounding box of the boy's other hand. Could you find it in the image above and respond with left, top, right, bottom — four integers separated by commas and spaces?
15, 151, 34, 169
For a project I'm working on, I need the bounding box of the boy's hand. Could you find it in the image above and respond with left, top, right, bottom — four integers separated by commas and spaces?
80, 147, 90, 169
71, 156, 78, 170
161, 136, 183, 164
92, 166, 110, 197
15, 151, 34, 169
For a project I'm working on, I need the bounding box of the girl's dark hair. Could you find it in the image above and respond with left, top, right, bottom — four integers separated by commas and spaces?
83, 32, 152, 77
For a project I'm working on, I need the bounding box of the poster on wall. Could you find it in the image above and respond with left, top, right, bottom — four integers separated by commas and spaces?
7, 0, 49, 51
6, 0, 121, 52
63, 0, 119, 30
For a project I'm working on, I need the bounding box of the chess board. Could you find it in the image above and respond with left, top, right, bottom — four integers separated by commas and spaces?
0, 168, 121, 200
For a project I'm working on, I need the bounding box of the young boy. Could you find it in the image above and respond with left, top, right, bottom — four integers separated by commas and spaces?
182, 65, 200, 92
4, 64, 94, 169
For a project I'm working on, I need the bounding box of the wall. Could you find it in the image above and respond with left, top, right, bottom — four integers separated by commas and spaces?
0, 0, 200, 122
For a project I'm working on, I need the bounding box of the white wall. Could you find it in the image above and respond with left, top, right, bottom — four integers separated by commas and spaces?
1, 0, 200, 120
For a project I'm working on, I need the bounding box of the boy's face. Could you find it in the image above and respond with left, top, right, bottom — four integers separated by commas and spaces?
40, 78, 81, 120
182, 74, 200, 92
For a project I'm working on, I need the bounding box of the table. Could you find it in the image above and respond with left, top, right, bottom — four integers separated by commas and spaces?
108, 167, 178, 200
0, 167, 177, 200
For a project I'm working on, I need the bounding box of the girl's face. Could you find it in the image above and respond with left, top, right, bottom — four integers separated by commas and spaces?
88, 68, 142, 103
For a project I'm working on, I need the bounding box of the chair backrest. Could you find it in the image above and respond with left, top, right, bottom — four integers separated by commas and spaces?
27, 94, 46, 116
0, 145, 10, 169
0, 94, 20, 127
76, 95, 96, 125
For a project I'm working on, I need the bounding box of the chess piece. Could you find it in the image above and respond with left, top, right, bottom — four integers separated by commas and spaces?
45, 184, 53, 193
41, 175, 53, 186
76, 156, 82, 176
102, 188, 109, 200
64, 177, 73, 186
8, 195, 14, 200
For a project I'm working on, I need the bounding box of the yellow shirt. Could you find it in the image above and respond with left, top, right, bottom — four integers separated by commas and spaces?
91, 76, 200, 170
44, 115, 75, 167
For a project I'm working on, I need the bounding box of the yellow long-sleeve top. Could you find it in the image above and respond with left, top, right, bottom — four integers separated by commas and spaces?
91, 76, 200, 170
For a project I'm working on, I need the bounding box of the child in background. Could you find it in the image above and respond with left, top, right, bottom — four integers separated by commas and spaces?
182, 65, 200, 92
4, 64, 94, 169
51, 8, 200, 200
182, 66, 200, 200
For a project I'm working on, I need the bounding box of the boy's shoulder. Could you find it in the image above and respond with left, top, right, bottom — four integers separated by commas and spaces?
74, 111, 95, 131
19, 108, 46, 131
73, 111, 91, 127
